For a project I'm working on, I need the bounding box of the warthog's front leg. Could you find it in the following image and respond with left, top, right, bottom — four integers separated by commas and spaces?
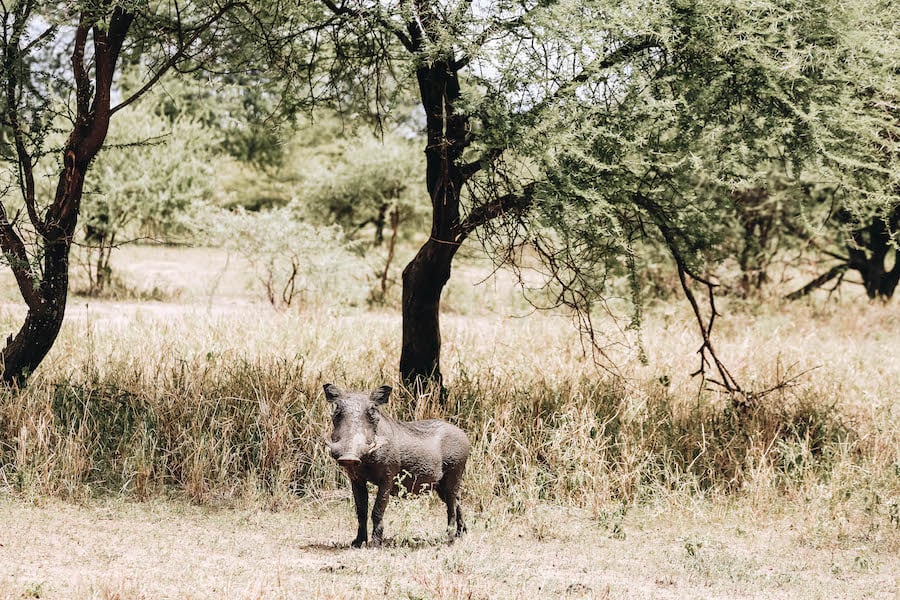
351, 479, 368, 548
370, 482, 391, 546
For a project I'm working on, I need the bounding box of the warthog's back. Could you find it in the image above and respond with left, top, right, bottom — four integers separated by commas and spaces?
385, 418, 469, 486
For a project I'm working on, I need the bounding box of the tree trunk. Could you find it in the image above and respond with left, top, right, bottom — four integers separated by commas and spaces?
396, 11, 534, 391
0, 9, 133, 385
399, 57, 467, 390
379, 206, 399, 299
847, 211, 899, 300
1, 155, 89, 385
374, 203, 387, 246
1, 240, 71, 386
400, 239, 459, 388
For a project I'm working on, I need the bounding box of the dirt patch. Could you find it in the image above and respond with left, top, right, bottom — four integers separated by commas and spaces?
1, 497, 896, 599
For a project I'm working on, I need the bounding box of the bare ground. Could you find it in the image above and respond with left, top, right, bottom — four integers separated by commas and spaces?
1, 495, 896, 600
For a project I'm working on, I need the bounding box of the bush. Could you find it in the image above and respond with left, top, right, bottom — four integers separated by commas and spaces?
194, 205, 368, 309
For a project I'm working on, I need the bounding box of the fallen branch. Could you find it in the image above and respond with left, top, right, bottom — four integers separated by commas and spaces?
786, 263, 849, 300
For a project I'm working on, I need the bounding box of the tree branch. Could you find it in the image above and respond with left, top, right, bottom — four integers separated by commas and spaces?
633, 193, 744, 399
786, 263, 850, 300
457, 182, 537, 241
0, 204, 40, 308
460, 34, 662, 178
452, 13, 528, 70
319, 0, 415, 52
2, 3, 43, 235
72, 19, 91, 119
110, 2, 238, 115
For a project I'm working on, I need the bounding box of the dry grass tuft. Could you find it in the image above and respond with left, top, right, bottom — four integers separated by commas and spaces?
1, 296, 896, 546
0, 245, 898, 597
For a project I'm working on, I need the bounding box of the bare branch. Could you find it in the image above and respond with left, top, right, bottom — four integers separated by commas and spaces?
786, 264, 850, 300
319, 0, 415, 52
633, 193, 743, 397
94, 8, 135, 104
457, 182, 537, 241
452, 13, 528, 70
111, 2, 238, 115
0, 204, 40, 308
72, 19, 91, 119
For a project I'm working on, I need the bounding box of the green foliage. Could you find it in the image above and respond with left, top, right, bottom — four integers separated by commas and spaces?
302, 129, 423, 243
138, 73, 291, 170
466, 0, 899, 311
75, 99, 215, 294
194, 205, 368, 309
89, 103, 216, 237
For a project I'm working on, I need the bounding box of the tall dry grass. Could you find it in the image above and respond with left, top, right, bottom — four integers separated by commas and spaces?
1, 294, 896, 549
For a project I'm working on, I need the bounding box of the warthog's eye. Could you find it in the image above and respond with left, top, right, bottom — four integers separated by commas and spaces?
331, 408, 343, 421
366, 407, 378, 423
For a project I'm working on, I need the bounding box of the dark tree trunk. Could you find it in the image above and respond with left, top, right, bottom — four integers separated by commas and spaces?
733, 188, 776, 297
0, 9, 133, 385
400, 239, 458, 387
374, 203, 388, 246
399, 55, 467, 390
392, 6, 536, 391
789, 207, 899, 301
1, 240, 71, 386
1, 159, 87, 384
847, 210, 899, 300
1, 152, 92, 385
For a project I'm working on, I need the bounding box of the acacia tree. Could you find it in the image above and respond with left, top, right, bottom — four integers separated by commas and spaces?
81, 103, 215, 294
788, 116, 900, 301
312, 0, 661, 387
717, 5, 900, 304
786, 203, 900, 301
309, 0, 897, 390
840, 207, 900, 300
0, 0, 298, 384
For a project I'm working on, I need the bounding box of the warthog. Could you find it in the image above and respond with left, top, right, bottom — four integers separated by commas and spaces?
323, 383, 469, 547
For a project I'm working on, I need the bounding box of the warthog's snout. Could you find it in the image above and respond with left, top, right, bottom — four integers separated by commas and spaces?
337, 456, 362, 467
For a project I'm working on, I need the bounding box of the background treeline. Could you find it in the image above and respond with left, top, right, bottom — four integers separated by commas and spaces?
1, 0, 897, 389
0, 1, 896, 537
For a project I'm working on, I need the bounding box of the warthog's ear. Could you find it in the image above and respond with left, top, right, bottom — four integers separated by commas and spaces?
370, 385, 392, 405
323, 384, 342, 402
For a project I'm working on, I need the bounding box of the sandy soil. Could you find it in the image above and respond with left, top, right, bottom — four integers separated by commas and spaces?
1, 496, 896, 599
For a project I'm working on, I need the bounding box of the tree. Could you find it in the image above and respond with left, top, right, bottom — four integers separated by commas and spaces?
787, 203, 900, 301
0, 2, 136, 384
788, 10, 900, 300
308, 0, 898, 391
300, 127, 424, 303
0, 0, 292, 384
304, 129, 421, 246
80, 100, 216, 294
194, 204, 366, 309
787, 95, 900, 302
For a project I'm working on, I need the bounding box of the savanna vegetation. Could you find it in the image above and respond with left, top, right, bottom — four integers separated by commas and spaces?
0, 0, 898, 598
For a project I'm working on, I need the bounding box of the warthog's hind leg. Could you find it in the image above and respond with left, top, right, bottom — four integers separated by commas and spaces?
437, 471, 466, 538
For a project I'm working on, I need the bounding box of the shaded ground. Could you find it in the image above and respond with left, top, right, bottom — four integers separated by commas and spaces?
1, 496, 896, 599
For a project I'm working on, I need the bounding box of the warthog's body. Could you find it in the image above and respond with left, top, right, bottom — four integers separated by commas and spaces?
324, 384, 469, 547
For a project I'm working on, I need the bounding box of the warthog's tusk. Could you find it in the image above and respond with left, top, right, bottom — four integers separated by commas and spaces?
322, 433, 336, 450
365, 438, 382, 454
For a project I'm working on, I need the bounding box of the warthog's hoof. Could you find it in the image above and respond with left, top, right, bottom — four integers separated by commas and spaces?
351, 537, 366, 548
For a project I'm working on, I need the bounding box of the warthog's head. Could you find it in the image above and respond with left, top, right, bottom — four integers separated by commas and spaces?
323, 383, 391, 469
